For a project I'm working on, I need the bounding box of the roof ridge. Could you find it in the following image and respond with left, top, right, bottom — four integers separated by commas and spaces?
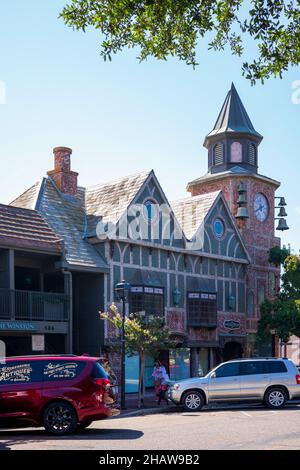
9, 181, 40, 208
86, 169, 151, 192
171, 190, 221, 205
0, 203, 40, 215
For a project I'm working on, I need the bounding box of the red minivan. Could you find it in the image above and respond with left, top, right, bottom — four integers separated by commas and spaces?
0, 355, 120, 435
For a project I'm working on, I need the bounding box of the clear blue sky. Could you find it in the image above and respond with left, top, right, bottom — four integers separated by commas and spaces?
0, 1, 299, 252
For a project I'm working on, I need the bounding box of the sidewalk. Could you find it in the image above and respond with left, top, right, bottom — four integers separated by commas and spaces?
118, 390, 176, 417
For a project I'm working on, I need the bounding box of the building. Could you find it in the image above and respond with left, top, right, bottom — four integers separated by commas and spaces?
0, 204, 70, 354
8, 84, 283, 389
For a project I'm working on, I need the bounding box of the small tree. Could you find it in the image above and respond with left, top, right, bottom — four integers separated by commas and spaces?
258, 251, 300, 350
268, 246, 289, 267
100, 304, 175, 408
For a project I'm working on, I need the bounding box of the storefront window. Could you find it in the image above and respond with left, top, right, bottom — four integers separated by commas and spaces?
169, 348, 190, 381
187, 292, 217, 327
125, 355, 139, 393
130, 286, 164, 318
198, 349, 209, 376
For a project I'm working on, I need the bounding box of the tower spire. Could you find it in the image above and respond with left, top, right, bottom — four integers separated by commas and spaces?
204, 83, 263, 175
204, 83, 263, 149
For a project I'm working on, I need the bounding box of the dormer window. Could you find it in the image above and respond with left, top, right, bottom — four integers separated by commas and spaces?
230, 142, 242, 163
248, 143, 257, 166
214, 143, 224, 165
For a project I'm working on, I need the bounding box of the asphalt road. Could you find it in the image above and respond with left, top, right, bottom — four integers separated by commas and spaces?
0, 404, 300, 450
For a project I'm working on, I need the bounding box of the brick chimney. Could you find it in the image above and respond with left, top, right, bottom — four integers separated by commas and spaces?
47, 147, 78, 196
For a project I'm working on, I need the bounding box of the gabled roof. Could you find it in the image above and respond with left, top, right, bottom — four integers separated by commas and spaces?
204, 83, 263, 147
171, 191, 220, 240
85, 170, 151, 225
10, 172, 153, 271
36, 179, 109, 272
85, 170, 152, 237
0, 203, 62, 253
10, 181, 41, 210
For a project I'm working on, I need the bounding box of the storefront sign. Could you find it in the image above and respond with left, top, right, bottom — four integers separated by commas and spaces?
224, 320, 241, 330
32, 335, 45, 351
0, 321, 37, 332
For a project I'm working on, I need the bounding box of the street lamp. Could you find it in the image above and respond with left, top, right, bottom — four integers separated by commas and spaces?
115, 280, 131, 409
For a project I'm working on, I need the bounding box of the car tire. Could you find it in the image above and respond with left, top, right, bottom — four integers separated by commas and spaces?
182, 391, 204, 412
43, 401, 78, 436
264, 388, 287, 409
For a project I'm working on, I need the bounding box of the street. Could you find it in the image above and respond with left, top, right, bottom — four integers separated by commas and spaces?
1, 405, 300, 450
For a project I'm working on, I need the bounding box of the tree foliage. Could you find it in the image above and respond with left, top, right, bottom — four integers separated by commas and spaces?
100, 304, 174, 407
61, 0, 300, 83
268, 246, 290, 267
258, 253, 300, 344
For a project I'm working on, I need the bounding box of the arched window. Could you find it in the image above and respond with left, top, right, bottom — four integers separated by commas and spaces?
247, 291, 255, 316
230, 142, 242, 162
214, 142, 224, 165
248, 143, 257, 166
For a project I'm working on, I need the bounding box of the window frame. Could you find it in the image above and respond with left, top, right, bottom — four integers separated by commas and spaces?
230, 141, 243, 163
248, 142, 257, 166
187, 291, 218, 328
214, 361, 240, 378
213, 142, 224, 166
130, 285, 165, 319
239, 360, 267, 376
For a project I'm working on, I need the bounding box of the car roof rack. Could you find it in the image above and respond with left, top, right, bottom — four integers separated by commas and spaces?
227, 357, 287, 361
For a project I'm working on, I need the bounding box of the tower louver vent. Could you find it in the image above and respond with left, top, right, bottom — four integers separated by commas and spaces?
249, 143, 256, 166
214, 143, 224, 165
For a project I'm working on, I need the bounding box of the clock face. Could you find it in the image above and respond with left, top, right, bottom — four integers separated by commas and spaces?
254, 193, 269, 222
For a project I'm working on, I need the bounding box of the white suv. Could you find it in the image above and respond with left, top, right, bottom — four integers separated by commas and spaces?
168, 358, 300, 411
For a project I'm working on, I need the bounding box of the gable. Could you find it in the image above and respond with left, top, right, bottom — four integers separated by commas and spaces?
202, 195, 249, 260
121, 171, 185, 248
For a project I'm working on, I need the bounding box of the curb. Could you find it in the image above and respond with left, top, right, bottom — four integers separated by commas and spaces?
115, 405, 178, 418
114, 400, 300, 418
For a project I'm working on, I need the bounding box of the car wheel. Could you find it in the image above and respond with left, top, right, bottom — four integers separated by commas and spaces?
264, 388, 287, 409
182, 391, 204, 412
77, 421, 92, 431
43, 401, 78, 436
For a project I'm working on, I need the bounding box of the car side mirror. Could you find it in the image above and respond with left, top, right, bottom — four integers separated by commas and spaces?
210, 372, 216, 379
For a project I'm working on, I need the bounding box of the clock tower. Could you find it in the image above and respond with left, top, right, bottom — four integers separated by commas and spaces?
187, 83, 282, 354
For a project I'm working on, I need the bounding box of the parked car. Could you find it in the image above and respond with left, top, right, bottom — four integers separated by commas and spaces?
0, 355, 120, 435
168, 358, 300, 411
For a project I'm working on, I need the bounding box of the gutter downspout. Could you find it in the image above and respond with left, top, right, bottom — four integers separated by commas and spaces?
62, 269, 73, 354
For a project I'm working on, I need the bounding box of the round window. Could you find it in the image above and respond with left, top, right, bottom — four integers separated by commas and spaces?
213, 218, 225, 238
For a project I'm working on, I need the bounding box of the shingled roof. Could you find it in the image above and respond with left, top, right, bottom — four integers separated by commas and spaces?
0, 203, 62, 253
171, 191, 220, 240
204, 83, 263, 147
85, 170, 151, 225
35, 179, 109, 272
10, 172, 152, 272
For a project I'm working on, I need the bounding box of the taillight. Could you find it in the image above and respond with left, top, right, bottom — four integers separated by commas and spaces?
93, 378, 111, 388
296, 375, 300, 384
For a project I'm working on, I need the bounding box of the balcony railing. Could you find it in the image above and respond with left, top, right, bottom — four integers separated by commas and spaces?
0, 288, 69, 322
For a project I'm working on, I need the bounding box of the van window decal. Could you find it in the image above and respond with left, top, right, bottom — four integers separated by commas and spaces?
44, 362, 78, 379
0, 363, 32, 383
